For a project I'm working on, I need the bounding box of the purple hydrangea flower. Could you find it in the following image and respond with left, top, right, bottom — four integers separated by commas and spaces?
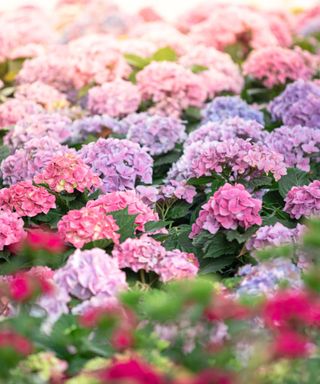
125, 113, 186, 155
79, 137, 153, 192
185, 117, 267, 147
268, 80, 320, 128
201, 96, 264, 124
265, 125, 320, 171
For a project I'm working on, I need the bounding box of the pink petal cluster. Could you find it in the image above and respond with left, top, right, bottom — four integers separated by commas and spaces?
154, 249, 199, 283
0, 99, 43, 129
87, 80, 141, 118
284, 180, 320, 219
243, 47, 318, 88
191, 183, 262, 238
179, 46, 244, 97
136, 62, 207, 118
0, 210, 25, 250
160, 180, 197, 204
34, 153, 101, 194
57, 206, 120, 248
87, 190, 159, 232
0, 181, 55, 217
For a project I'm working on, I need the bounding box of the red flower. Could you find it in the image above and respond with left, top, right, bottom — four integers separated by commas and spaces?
272, 330, 311, 359
204, 294, 250, 322
0, 331, 33, 355
9, 275, 33, 302
191, 369, 235, 384
111, 328, 134, 351
98, 358, 164, 384
27, 228, 65, 253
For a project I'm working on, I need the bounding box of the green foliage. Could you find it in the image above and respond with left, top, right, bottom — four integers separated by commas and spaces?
278, 168, 310, 198
110, 207, 138, 242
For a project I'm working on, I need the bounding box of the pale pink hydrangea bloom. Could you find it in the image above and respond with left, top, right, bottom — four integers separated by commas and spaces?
87, 190, 159, 232
284, 180, 320, 219
112, 235, 166, 272
87, 80, 141, 117
57, 206, 120, 248
0, 209, 25, 250
0, 99, 43, 129
179, 45, 244, 97
154, 250, 199, 282
243, 47, 318, 88
0, 181, 55, 217
34, 153, 101, 194
136, 62, 207, 118
160, 180, 197, 204
191, 183, 262, 238
15, 81, 69, 110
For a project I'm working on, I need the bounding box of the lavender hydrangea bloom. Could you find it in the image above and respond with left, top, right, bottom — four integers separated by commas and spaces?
268, 80, 320, 128
201, 96, 264, 124
185, 117, 267, 147
125, 113, 186, 155
4, 113, 72, 150
237, 258, 302, 297
69, 114, 122, 143
265, 125, 320, 171
1, 137, 72, 185
79, 138, 153, 192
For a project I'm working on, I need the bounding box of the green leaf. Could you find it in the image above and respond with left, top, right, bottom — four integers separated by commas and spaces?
144, 220, 171, 232
225, 226, 258, 244
187, 176, 213, 186
200, 255, 235, 274
83, 238, 113, 250
0, 145, 10, 163
152, 47, 177, 62
193, 231, 239, 259
111, 207, 138, 242
167, 200, 190, 219
183, 106, 201, 121
153, 149, 181, 166
242, 176, 273, 190
278, 168, 310, 198
124, 53, 150, 69
191, 64, 208, 73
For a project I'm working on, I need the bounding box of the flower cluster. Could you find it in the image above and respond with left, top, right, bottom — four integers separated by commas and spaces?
57, 206, 120, 248
243, 47, 318, 88
87, 80, 141, 117
0, 181, 55, 217
79, 138, 153, 192
191, 183, 262, 238
268, 80, 320, 128
0, 209, 25, 250
265, 125, 320, 171
125, 113, 186, 155
201, 96, 264, 124
284, 180, 320, 219
0, 99, 43, 129
86, 190, 159, 232
136, 61, 207, 117
34, 153, 101, 193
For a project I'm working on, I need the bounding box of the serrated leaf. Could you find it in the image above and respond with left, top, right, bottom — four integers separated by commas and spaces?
193, 231, 239, 259
83, 238, 113, 250
242, 176, 273, 190
278, 168, 310, 198
124, 53, 150, 68
225, 226, 258, 244
111, 207, 138, 242
187, 176, 213, 186
154, 149, 181, 166
184, 106, 201, 121
167, 200, 190, 219
0, 145, 10, 163
144, 220, 171, 232
152, 47, 177, 62
191, 64, 208, 73
200, 255, 235, 274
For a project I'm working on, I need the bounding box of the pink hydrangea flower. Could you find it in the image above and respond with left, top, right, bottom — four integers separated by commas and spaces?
136, 62, 207, 118
284, 180, 320, 219
0, 210, 25, 250
160, 180, 196, 204
154, 250, 199, 282
34, 153, 101, 193
86, 190, 159, 232
0, 181, 55, 217
191, 183, 262, 238
57, 206, 120, 248
243, 47, 318, 88
87, 80, 141, 118
0, 99, 43, 129
112, 235, 166, 272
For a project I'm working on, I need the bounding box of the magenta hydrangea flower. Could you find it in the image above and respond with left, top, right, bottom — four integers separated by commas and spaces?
125, 113, 186, 155
112, 235, 166, 272
185, 117, 266, 147
15, 81, 69, 110
1, 137, 72, 186
243, 47, 318, 88
0, 181, 56, 217
0, 99, 43, 129
191, 183, 262, 238
87, 80, 141, 118
4, 113, 72, 150
79, 138, 153, 193
136, 62, 207, 118
284, 180, 320, 219
268, 80, 320, 128
57, 206, 120, 248
154, 250, 199, 283
0, 209, 25, 250
34, 153, 101, 194
265, 125, 320, 172
86, 190, 159, 232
